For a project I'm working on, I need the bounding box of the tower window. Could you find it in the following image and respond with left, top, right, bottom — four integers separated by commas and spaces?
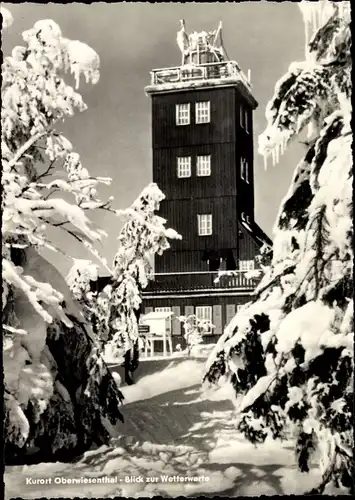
240, 103, 250, 132
197, 155, 211, 176
176, 103, 190, 126
239, 260, 255, 271
244, 108, 250, 133
195, 101, 210, 124
241, 157, 249, 183
195, 306, 213, 333
177, 156, 191, 178
239, 103, 244, 127
197, 214, 212, 236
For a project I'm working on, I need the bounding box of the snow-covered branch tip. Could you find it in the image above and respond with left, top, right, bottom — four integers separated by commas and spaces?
1, 7, 13, 29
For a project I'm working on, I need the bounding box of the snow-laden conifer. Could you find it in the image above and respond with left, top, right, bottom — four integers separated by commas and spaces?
2, 12, 124, 460
67, 183, 180, 362
204, 1, 353, 493
178, 314, 215, 355
98, 183, 181, 358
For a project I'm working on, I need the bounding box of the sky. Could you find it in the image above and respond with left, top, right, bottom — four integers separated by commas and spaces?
3, 1, 306, 276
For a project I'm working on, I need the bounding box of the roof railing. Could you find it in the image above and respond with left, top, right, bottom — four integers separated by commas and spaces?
149, 60, 252, 89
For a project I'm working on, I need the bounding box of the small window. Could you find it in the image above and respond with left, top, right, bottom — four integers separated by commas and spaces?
197, 155, 211, 176
196, 306, 212, 322
239, 103, 244, 127
195, 101, 210, 124
239, 260, 255, 271
177, 156, 191, 178
176, 103, 190, 126
198, 214, 212, 236
240, 103, 250, 132
196, 306, 213, 334
244, 108, 249, 133
241, 157, 249, 183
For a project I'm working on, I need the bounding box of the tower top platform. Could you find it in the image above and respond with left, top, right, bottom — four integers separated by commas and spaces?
144, 20, 257, 108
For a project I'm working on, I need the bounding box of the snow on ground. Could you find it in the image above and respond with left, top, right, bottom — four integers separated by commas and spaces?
120, 357, 206, 404
5, 356, 348, 498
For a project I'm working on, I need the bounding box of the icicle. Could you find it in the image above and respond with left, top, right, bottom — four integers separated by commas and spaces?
280, 134, 287, 156
298, 1, 311, 57
263, 154, 268, 171
314, 4, 319, 33
272, 148, 276, 167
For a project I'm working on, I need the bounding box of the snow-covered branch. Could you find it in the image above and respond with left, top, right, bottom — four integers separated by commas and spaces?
2, 13, 111, 327
259, 1, 350, 168
0, 7, 14, 30
6, 130, 49, 170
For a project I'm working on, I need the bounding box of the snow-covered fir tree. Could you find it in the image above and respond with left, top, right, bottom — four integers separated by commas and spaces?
2, 10, 125, 463
96, 184, 181, 360
204, 1, 353, 494
179, 314, 215, 355
66, 183, 181, 376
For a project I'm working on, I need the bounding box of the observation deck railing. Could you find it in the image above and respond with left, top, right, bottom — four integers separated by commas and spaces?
149, 60, 252, 89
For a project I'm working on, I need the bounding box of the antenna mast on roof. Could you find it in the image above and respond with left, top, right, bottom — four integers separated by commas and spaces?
176, 19, 229, 66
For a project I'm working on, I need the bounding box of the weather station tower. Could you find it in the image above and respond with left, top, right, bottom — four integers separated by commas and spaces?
142, 20, 271, 348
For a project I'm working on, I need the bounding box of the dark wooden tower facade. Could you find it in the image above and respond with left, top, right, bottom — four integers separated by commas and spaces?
151, 86, 256, 274
142, 21, 271, 348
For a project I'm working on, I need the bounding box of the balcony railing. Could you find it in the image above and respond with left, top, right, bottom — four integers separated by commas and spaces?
145, 270, 261, 293
149, 61, 251, 90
